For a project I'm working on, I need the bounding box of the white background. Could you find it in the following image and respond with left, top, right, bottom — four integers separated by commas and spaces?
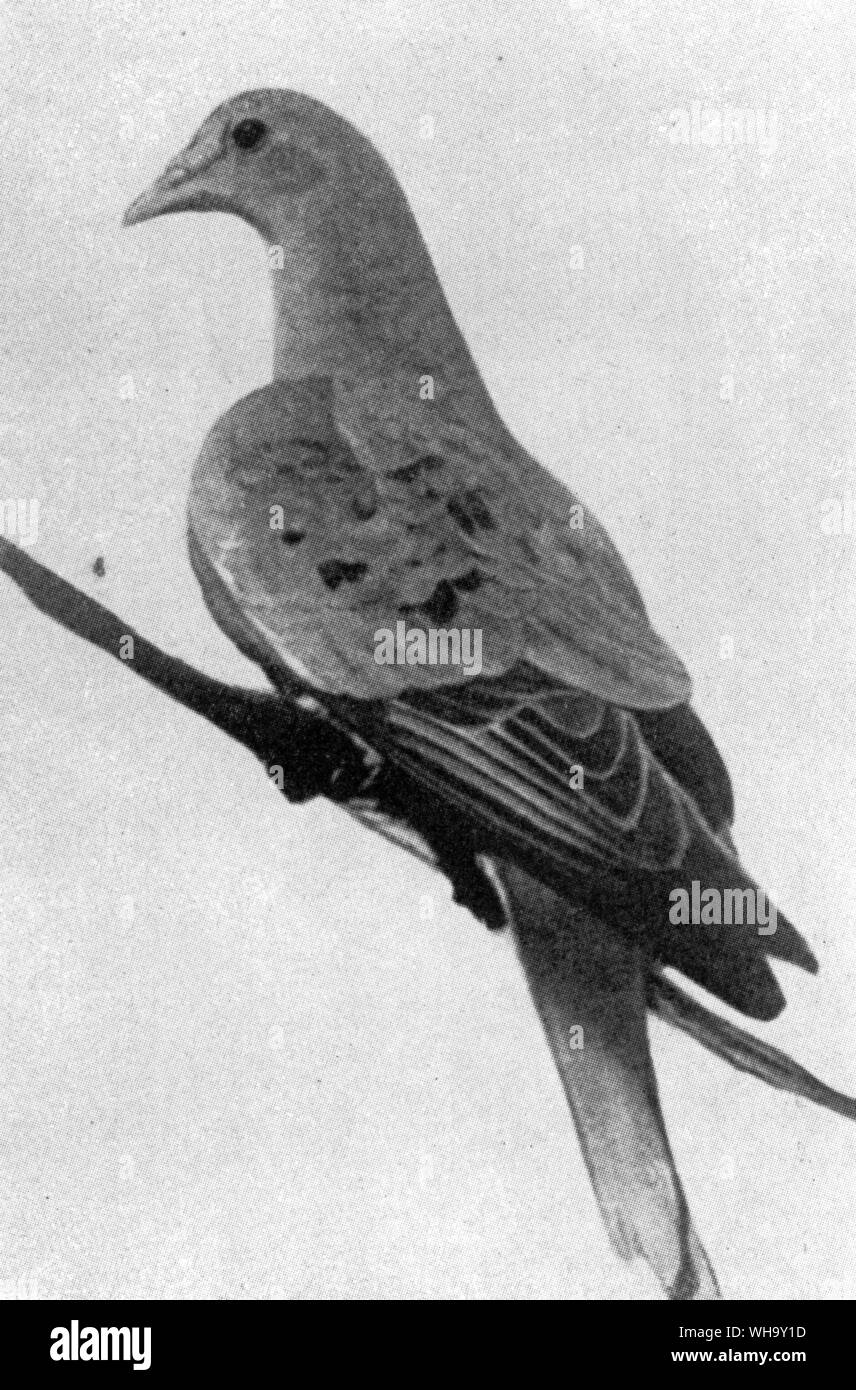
1, 0, 854, 1299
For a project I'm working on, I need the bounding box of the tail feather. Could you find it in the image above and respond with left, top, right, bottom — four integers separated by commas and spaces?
648, 972, 856, 1122
651, 813, 818, 1021
497, 859, 721, 1300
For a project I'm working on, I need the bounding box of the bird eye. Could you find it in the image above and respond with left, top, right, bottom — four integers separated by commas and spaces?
232, 118, 267, 150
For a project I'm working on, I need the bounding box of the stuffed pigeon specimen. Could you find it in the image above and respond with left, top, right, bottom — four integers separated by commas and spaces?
124, 90, 855, 1300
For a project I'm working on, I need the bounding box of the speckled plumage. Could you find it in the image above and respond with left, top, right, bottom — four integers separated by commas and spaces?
188, 374, 690, 703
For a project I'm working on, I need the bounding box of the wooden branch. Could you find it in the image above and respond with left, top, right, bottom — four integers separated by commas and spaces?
0, 533, 508, 929
0, 535, 369, 805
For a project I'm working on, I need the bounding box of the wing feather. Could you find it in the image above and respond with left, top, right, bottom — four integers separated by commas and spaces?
188, 381, 690, 707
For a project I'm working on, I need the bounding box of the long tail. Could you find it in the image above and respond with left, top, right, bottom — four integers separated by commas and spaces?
496, 859, 721, 1300
648, 972, 856, 1121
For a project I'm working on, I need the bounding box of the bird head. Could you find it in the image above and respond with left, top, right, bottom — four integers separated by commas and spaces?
122, 88, 480, 386
123, 89, 368, 240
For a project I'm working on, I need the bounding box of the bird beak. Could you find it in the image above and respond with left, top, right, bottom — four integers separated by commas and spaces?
123, 129, 224, 227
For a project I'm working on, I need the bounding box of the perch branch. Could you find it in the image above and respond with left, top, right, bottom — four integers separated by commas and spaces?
0, 535, 368, 804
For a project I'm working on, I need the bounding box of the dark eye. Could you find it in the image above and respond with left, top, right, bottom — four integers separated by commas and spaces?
232, 118, 267, 150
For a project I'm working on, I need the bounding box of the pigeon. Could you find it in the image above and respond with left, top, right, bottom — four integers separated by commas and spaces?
124, 89, 855, 1300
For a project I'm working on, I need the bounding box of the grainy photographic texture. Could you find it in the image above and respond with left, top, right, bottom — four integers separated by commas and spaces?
1, 0, 854, 1305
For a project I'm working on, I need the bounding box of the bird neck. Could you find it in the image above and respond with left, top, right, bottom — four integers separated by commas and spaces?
262, 187, 503, 429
